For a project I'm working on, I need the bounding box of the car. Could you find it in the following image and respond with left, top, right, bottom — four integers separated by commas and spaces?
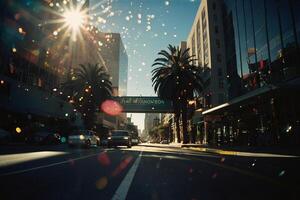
107, 130, 132, 148
131, 138, 139, 145
68, 130, 100, 148
101, 138, 108, 146
0, 128, 12, 144
160, 140, 169, 144
26, 131, 61, 145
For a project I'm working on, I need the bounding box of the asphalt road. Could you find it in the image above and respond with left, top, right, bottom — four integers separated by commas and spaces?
0, 144, 300, 200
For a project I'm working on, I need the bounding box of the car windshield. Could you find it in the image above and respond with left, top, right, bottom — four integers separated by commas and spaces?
71, 130, 88, 136
111, 131, 129, 137
1, 1, 300, 199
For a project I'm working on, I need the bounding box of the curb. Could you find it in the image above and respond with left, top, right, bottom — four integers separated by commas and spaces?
182, 146, 299, 158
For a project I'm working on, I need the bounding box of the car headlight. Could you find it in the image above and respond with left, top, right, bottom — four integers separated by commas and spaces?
79, 135, 85, 140
123, 136, 128, 139
108, 137, 111, 140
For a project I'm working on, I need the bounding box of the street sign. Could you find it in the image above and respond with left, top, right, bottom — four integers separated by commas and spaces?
113, 96, 173, 113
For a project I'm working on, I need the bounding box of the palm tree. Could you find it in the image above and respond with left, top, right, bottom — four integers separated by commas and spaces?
62, 63, 112, 129
152, 45, 204, 144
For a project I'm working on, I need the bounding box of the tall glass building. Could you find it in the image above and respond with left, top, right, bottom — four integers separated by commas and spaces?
203, 0, 300, 147
223, 0, 300, 91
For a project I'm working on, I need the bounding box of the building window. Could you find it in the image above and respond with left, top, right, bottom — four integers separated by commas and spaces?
217, 54, 222, 62
218, 68, 223, 76
202, 9, 206, 19
213, 14, 217, 22
196, 20, 201, 47
218, 78, 224, 89
218, 93, 224, 104
215, 26, 219, 34
216, 39, 220, 48
212, 2, 216, 10
192, 33, 196, 56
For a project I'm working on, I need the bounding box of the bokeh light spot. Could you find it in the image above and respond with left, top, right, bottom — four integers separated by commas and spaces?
61, 137, 66, 143
101, 100, 123, 116
98, 152, 111, 166
96, 177, 108, 190
15, 127, 22, 134
279, 170, 286, 176
112, 156, 133, 177
212, 172, 218, 179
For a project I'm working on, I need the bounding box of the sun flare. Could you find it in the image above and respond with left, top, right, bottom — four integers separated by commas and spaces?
63, 9, 85, 31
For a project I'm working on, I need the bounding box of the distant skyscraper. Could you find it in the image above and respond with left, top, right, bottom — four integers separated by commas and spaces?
180, 41, 187, 51
144, 113, 160, 134
90, 31, 128, 130
93, 32, 128, 96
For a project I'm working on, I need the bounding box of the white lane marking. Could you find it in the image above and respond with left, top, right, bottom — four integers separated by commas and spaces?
0, 153, 100, 177
111, 151, 143, 200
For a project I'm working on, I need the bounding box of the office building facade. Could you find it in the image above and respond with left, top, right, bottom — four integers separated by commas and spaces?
203, 0, 300, 146
0, 0, 84, 133
187, 0, 228, 107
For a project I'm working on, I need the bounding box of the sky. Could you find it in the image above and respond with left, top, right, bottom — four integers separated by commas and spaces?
89, 0, 201, 131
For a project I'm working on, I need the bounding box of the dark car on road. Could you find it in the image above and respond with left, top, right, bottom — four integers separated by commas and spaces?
107, 130, 132, 148
26, 131, 61, 145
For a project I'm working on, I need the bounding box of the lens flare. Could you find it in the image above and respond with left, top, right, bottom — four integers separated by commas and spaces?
61, 137, 67, 143
95, 177, 108, 190
62, 7, 87, 41
100, 100, 123, 116
111, 156, 133, 177
98, 152, 111, 166
63, 9, 84, 31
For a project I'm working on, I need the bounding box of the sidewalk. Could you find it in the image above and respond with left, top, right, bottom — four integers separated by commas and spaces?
0, 143, 66, 155
175, 143, 300, 157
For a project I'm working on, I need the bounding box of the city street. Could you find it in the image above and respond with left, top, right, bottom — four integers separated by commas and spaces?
1, 144, 300, 200
1, 1, 300, 199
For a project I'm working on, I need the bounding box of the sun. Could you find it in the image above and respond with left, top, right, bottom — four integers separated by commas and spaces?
41, 0, 111, 64
63, 8, 85, 32
45, 1, 89, 42
62, 6, 87, 41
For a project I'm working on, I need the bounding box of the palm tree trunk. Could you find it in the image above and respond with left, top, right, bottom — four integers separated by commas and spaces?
175, 113, 181, 143
182, 99, 189, 144
174, 100, 181, 143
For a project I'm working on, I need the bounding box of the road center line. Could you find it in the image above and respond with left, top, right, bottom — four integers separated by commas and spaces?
0, 152, 100, 177
111, 150, 143, 200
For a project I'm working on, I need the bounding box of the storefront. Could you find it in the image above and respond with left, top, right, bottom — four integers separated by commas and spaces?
0, 76, 83, 140
202, 80, 300, 147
